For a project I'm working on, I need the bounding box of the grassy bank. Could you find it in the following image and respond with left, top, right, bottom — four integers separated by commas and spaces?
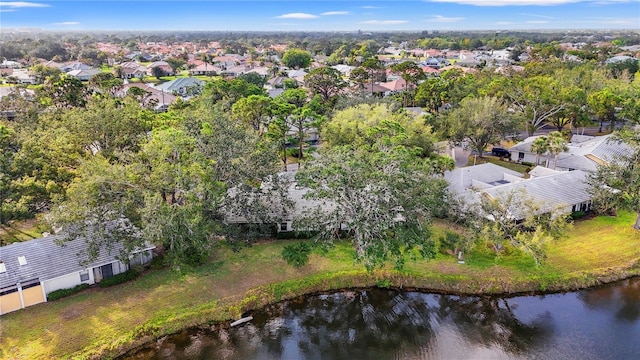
1, 212, 640, 359
0, 217, 51, 245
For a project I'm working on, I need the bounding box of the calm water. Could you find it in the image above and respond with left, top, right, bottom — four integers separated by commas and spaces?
124, 278, 640, 360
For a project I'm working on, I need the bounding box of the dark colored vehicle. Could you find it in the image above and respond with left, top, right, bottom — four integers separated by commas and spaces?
491, 147, 510, 157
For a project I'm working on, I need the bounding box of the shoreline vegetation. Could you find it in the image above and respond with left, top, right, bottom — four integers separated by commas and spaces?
2, 212, 639, 360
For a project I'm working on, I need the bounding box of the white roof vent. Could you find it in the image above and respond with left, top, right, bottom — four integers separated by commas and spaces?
0, 262, 6, 273
18, 256, 27, 266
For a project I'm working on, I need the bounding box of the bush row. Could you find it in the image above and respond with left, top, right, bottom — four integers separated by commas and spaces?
47, 283, 90, 301
98, 269, 139, 288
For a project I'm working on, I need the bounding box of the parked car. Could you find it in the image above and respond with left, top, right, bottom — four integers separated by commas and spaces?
491, 147, 510, 157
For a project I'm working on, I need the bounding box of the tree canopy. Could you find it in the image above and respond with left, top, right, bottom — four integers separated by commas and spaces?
441, 96, 517, 157
295, 120, 450, 270
282, 48, 312, 69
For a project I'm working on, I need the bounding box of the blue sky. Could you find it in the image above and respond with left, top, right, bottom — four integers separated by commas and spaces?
0, 1, 638, 31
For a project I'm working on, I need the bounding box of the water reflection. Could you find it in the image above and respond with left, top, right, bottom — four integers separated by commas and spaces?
124, 278, 640, 360
435, 295, 554, 356
578, 278, 640, 322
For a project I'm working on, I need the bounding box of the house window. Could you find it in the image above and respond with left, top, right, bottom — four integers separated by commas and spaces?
21, 279, 40, 290
280, 222, 288, 232
18, 256, 27, 266
0, 285, 18, 296
80, 271, 89, 282
0, 262, 6, 273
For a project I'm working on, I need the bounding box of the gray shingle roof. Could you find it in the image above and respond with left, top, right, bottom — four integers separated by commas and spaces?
155, 77, 204, 93
555, 134, 630, 171
590, 136, 631, 164
0, 235, 154, 289
445, 163, 591, 220
444, 163, 523, 194
483, 170, 590, 216
508, 135, 543, 153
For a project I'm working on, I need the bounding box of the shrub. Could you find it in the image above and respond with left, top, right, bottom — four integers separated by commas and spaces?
281, 241, 312, 268
47, 283, 90, 301
149, 253, 167, 270
276, 230, 316, 240
570, 211, 586, 220
98, 269, 139, 288
439, 231, 462, 254
286, 147, 301, 158
522, 161, 535, 167
376, 278, 391, 289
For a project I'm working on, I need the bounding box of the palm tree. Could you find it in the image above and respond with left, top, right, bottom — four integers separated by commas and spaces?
546, 131, 568, 170
531, 136, 549, 166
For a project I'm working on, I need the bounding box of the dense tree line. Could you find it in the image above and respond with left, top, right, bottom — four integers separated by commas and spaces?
1, 40, 639, 269
2, 30, 639, 62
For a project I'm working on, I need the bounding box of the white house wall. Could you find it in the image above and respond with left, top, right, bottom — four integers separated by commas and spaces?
509, 151, 548, 165
129, 250, 153, 267
43, 271, 92, 295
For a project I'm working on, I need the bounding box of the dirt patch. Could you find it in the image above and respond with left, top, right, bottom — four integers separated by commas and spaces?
60, 307, 83, 321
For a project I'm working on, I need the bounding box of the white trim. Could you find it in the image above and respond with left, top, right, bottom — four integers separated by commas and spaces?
17, 285, 25, 309
41, 281, 47, 303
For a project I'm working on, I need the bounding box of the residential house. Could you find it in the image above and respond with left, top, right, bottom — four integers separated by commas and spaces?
422, 57, 449, 69
10, 69, 37, 85
439, 65, 477, 74
0, 60, 22, 69
286, 69, 307, 85
0, 68, 13, 77
189, 63, 220, 76
380, 78, 415, 94
421, 66, 441, 76
244, 65, 270, 77
154, 77, 204, 97
331, 64, 355, 77
67, 68, 102, 81
213, 54, 246, 70
60, 62, 92, 73
0, 235, 154, 315
508, 134, 630, 172
118, 83, 178, 112
119, 61, 148, 79
146, 61, 174, 76
224, 171, 336, 234
444, 163, 592, 220
221, 64, 249, 77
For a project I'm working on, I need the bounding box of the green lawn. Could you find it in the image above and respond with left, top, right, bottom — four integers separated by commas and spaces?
467, 155, 532, 174
1, 212, 639, 359
0, 217, 51, 246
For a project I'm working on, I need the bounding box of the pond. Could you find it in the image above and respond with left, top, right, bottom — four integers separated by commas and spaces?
123, 277, 640, 359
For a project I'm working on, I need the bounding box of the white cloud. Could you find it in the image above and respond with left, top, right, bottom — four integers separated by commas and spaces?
0, 2, 50, 8
0, 8, 16, 11
52, 21, 79, 25
520, 13, 555, 19
428, 0, 583, 6
321, 11, 350, 16
591, 0, 636, 4
275, 13, 318, 19
526, 20, 551, 23
267, 22, 296, 27
360, 20, 409, 25
425, 15, 464, 23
